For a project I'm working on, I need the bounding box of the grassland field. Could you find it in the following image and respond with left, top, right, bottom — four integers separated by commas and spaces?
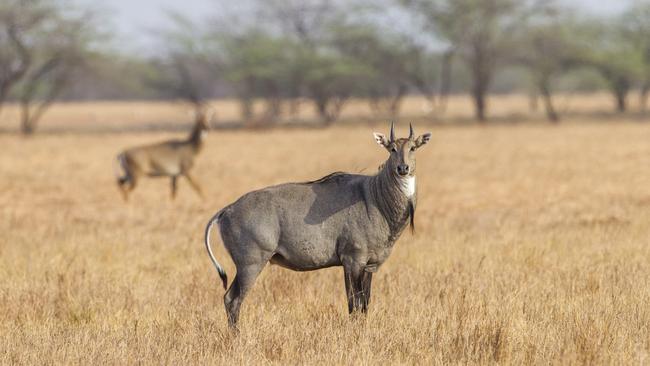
1, 94, 650, 364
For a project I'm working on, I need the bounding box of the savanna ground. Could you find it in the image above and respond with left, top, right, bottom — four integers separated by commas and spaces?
1, 95, 650, 364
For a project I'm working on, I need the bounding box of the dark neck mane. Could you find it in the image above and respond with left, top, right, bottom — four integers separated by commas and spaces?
187, 122, 205, 150
299, 172, 348, 185
371, 164, 416, 240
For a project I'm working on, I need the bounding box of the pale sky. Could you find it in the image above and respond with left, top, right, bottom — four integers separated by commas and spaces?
78, 0, 634, 53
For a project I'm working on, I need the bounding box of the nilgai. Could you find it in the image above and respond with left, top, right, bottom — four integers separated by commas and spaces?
205, 123, 431, 327
115, 111, 209, 201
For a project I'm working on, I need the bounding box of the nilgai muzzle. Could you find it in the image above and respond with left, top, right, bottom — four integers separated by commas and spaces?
205, 123, 431, 327
115, 111, 210, 201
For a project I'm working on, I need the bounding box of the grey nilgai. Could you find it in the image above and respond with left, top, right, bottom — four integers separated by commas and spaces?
205, 123, 431, 326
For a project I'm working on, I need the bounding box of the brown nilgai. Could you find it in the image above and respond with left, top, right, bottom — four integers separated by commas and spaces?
115, 111, 210, 201
205, 122, 431, 327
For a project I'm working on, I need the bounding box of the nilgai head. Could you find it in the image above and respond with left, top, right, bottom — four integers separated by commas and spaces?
190, 108, 214, 143
373, 122, 431, 177
195, 109, 210, 131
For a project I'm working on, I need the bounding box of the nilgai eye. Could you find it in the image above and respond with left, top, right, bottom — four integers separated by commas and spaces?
391, 147, 397, 152
410, 147, 416, 152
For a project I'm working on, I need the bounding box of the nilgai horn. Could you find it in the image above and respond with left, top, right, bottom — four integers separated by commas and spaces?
115, 110, 211, 201
205, 122, 431, 327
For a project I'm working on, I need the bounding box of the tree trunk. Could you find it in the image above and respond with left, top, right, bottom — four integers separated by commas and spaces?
369, 86, 406, 121
437, 49, 454, 114
19, 96, 56, 135
389, 96, 402, 121
262, 96, 282, 124
608, 76, 629, 113
539, 81, 559, 123
21, 121, 35, 135
389, 85, 407, 121
20, 102, 35, 135
640, 81, 649, 112
471, 66, 488, 122
615, 91, 627, 113
368, 97, 382, 117
469, 43, 490, 123
528, 89, 538, 113
289, 98, 301, 117
316, 97, 346, 126
473, 87, 486, 122
240, 97, 253, 122
316, 99, 332, 125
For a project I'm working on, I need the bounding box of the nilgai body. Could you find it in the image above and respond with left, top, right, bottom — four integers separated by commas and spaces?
115, 112, 209, 201
205, 123, 431, 327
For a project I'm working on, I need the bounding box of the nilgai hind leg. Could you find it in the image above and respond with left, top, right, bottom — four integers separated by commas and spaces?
117, 174, 137, 202
183, 172, 204, 199
224, 260, 269, 328
170, 176, 178, 200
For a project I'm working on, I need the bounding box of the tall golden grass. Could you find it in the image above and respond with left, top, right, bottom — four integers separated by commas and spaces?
1, 100, 650, 364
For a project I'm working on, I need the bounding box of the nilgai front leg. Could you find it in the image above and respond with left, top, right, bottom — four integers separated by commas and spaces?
360, 270, 373, 313
118, 178, 130, 201
170, 176, 178, 200
118, 175, 138, 202
343, 259, 366, 314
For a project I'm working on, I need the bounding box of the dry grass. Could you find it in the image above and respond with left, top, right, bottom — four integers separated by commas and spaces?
1, 102, 650, 364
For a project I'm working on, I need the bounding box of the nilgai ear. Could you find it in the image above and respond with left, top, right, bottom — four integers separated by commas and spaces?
415, 133, 431, 148
373, 132, 390, 148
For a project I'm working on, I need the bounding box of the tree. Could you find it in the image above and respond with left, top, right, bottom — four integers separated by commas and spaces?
302, 50, 370, 124
0, 0, 52, 119
576, 18, 643, 113
146, 12, 221, 117
18, 14, 98, 134
620, 1, 650, 111
411, 49, 448, 115
0, 0, 101, 134
221, 31, 296, 125
514, 10, 583, 122
401, 0, 539, 122
261, 0, 368, 124
330, 23, 412, 119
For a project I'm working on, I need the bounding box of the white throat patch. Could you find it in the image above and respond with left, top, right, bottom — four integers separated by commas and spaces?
400, 176, 416, 197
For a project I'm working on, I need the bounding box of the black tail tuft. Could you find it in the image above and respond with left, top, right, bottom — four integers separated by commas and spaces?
219, 271, 228, 290
408, 200, 415, 234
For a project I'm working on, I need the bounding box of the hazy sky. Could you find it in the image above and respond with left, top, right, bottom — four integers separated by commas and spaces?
80, 0, 633, 52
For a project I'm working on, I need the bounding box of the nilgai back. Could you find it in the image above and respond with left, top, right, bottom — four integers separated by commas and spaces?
205, 123, 431, 327
115, 111, 210, 201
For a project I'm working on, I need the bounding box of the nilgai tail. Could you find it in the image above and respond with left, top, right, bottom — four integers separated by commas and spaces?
205, 210, 228, 290
114, 153, 131, 201
204, 122, 431, 327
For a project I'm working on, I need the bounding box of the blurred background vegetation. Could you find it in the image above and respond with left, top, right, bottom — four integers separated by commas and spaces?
2, 0, 650, 134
